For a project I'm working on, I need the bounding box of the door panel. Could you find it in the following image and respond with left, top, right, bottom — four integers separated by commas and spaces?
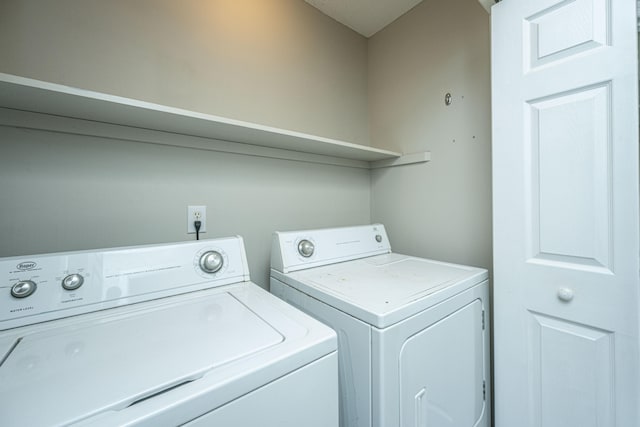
492, 0, 639, 425
527, 82, 611, 269
528, 312, 614, 427
524, 0, 610, 70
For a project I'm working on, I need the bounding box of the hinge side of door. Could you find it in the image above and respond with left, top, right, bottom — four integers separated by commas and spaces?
483, 380, 486, 400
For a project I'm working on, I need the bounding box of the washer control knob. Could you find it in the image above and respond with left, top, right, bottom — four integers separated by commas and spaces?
62, 274, 84, 291
375, 234, 383, 243
298, 240, 315, 258
199, 251, 224, 274
11, 280, 37, 298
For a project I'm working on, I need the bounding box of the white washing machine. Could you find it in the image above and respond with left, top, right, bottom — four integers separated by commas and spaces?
270, 224, 490, 427
0, 236, 338, 427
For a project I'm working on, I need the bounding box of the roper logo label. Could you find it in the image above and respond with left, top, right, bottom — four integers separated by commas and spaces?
17, 261, 37, 270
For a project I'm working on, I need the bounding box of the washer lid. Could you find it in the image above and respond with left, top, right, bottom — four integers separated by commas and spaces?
0, 291, 284, 427
281, 253, 488, 328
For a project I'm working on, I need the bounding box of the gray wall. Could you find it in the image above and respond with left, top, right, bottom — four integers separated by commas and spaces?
368, 0, 493, 271
0, 0, 494, 286
0, 128, 371, 288
0, 0, 369, 144
0, 0, 372, 288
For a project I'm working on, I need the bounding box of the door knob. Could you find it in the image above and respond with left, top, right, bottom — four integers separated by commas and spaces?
557, 287, 574, 302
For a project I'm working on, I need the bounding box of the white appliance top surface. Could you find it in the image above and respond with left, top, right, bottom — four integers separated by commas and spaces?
276, 253, 488, 328
0, 284, 336, 427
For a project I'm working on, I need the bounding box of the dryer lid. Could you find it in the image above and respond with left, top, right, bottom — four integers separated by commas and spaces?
284, 253, 488, 328
0, 291, 283, 427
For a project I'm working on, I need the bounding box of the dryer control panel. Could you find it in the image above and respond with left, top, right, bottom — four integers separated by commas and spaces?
271, 224, 392, 273
0, 237, 250, 330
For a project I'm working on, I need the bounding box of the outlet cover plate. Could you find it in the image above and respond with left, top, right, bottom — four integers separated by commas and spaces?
187, 205, 207, 234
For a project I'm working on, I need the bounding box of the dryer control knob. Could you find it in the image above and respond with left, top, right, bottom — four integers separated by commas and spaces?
11, 280, 37, 298
199, 251, 223, 274
298, 240, 315, 258
62, 274, 84, 291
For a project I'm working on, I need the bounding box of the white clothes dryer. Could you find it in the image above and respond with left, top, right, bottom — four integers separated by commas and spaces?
0, 236, 338, 427
270, 224, 490, 427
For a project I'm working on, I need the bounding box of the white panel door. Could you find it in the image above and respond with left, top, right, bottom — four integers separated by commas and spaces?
492, 0, 639, 426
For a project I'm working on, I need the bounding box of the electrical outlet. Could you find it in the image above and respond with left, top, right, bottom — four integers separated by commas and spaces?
187, 205, 207, 234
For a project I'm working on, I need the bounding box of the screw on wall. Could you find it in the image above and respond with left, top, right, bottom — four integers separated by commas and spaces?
445, 92, 452, 106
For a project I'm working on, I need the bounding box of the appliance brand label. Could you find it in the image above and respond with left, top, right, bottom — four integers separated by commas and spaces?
16, 261, 37, 271
9, 306, 34, 313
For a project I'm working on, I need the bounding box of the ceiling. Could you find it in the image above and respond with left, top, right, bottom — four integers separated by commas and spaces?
304, 0, 425, 38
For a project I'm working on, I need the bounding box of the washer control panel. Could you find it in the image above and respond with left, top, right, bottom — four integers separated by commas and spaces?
0, 237, 250, 330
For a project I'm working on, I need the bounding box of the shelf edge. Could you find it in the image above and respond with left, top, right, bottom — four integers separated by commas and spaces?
0, 108, 373, 169
370, 152, 431, 169
0, 73, 402, 162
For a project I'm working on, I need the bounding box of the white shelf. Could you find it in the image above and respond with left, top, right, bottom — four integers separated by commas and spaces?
370, 151, 431, 169
0, 73, 403, 163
